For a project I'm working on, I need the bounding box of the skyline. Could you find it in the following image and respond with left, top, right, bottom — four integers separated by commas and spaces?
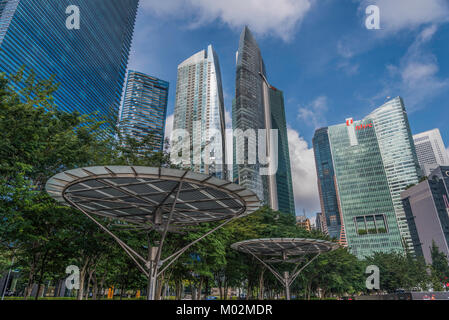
128, 0, 449, 218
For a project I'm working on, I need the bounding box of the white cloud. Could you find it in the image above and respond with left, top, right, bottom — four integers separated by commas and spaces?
225, 109, 232, 129
287, 127, 320, 215
382, 25, 449, 112
359, 0, 449, 32
297, 96, 328, 128
140, 0, 314, 41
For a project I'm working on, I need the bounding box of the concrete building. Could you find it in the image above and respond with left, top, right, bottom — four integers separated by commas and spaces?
413, 129, 449, 176
401, 166, 449, 264
296, 215, 311, 232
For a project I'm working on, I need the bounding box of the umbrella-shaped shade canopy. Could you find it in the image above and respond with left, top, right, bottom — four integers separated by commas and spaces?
46, 166, 260, 226
231, 238, 339, 258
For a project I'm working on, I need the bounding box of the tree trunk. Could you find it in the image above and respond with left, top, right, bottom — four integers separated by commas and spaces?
77, 258, 89, 300
92, 273, 98, 300
196, 277, 203, 300
156, 273, 164, 300
258, 268, 265, 300
84, 269, 94, 300
224, 280, 228, 300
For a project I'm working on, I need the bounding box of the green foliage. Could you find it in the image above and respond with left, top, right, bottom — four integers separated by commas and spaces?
365, 251, 429, 293
430, 241, 449, 291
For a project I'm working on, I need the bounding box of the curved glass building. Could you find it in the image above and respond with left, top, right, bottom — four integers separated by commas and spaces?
172, 45, 227, 180
0, 0, 139, 129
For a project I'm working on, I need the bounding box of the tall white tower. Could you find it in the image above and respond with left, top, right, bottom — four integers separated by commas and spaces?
171, 45, 227, 180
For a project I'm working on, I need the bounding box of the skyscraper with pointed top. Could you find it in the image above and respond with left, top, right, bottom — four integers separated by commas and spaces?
233, 26, 295, 215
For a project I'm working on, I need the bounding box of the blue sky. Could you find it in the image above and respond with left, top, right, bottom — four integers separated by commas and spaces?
128, 0, 449, 219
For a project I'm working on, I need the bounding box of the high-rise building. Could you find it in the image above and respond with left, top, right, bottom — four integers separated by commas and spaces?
401, 166, 449, 264
233, 26, 294, 214
328, 117, 404, 258
314, 97, 420, 258
313, 127, 342, 240
0, 0, 139, 129
171, 45, 227, 180
413, 129, 449, 176
119, 71, 169, 152
367, 97, 422, 253
270, 87, 295, 215
315, 212, 327, 233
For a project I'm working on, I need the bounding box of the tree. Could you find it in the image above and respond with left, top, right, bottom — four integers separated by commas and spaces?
430, 241, 449, 291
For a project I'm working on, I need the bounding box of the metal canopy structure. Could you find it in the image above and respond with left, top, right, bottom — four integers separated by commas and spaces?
46, 166, 260, 300
231, 238, 339, 300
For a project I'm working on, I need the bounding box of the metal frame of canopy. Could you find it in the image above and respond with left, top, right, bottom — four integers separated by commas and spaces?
46, 166, 260, 300
231, 238, 339, 300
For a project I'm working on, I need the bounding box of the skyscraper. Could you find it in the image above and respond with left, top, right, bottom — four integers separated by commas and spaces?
413, 129, 449, 176
314, 97, 420, 258
119, 71, 169, 152
328, 118, 404, 258
0, 0, 139, 129
270, 87, 295, 215
367, 97, 422, 253
233, 26, 295, 214
313, 127, 342, 240
171, 45, 227, 180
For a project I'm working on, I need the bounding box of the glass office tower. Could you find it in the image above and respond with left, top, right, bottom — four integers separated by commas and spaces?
367, 97, 421, 253
328, 119, 404, 259
0, 0, 139, 129
172, 45, 227, 180
270, 87, 295, 215
233, 26, 268, 203
233, 26, 294, 214
119, 71, 169, 152
313, 127, 342, 240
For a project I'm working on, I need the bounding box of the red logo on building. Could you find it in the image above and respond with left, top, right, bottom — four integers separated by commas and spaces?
355, 123, 373, 131
346, 118, 354, 126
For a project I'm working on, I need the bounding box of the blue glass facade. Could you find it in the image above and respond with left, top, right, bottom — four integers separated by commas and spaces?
270, 87, 295, 215
313, 127, 341, 240
0, 0, 139, 128
119, 71, 169, 152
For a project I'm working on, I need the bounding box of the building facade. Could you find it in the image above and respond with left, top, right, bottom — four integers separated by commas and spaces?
314, 97, 421, 258
313, 127, 342, 240
315, 212, 327, 233
171, 45, 227, 180
328, 118, 404, 258
119, 71, 169, 152
0, 0, 139, 129
296, 215, 311, 232
402, 167, 449, 264
270, 87, 295, 215
413, 129, 449, 176
233, 26, 294, 214
367, 97, 422, 253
